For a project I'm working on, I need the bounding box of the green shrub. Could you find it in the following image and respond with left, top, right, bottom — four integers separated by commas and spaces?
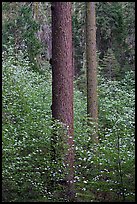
2, 46, 135, 202
74, 71, 135, 202
2, 46, 71, 202
2, 46, 52, 202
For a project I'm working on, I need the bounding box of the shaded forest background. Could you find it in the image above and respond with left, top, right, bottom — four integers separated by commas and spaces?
2, 2, 135, 202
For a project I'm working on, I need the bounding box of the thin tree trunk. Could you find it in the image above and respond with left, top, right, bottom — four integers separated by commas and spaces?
86, 2, 98, 143
51, 2, 75, 201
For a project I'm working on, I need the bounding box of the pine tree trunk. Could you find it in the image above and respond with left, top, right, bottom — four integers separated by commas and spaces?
86, 2, 98, 143
51, 2, 75, 201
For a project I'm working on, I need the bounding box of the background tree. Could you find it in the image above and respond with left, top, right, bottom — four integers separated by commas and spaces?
72, 2, 86, 77
3, 2, 134, 80
2, 2, 42, 72
96, 2, 135, 77
72, 2, 135, 86
86, 2, 98, 143
51, 2, 75, 201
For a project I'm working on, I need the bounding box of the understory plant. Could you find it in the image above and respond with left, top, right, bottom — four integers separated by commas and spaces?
74, 70, 135, 202
2, 46, 135, 202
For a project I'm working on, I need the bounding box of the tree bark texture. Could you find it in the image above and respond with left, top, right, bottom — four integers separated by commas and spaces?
51, 2, 75, 200
86, 2, 98, 143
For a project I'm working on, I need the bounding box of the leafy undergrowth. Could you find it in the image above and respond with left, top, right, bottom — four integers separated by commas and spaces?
2, 47, 135, 202
74, 71, 135, 202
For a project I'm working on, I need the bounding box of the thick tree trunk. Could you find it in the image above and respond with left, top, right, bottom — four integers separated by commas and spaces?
51, 2, 75, 201
86, 2, 98, 143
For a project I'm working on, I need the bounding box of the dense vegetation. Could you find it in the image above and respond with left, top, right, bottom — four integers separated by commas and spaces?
2, 44, 135, 202
2, 2, 135, 202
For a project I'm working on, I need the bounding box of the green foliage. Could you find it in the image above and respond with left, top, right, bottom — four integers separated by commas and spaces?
99, 48, 121, 80
2, 2, 135, 202
72, 2, 135, 79
2, 2, 42, 73
96, 2, 135, 73
74, 70, 135, 202
2, 46, 52, 202
2, 46, 72, 202
96, 2, 125, 41
2, 45, 135, 202
72, 2, 86, 76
